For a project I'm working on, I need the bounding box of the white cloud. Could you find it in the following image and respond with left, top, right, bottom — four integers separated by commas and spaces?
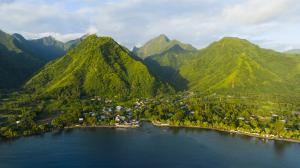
222, 0, 297, 24
21, 32, 84, 42
0, 0, 300, 51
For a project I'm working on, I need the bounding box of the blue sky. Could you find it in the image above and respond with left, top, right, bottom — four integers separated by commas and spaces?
0, 0, 300, 51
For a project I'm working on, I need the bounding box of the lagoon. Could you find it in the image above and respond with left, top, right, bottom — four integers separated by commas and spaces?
0, 123, 299, 168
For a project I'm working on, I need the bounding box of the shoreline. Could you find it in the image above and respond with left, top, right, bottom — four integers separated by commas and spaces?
151, 121, 300, 144
65, 124, 140, 129
2, 122, 299, 144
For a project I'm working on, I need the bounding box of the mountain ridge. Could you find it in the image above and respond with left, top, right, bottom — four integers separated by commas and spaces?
25, 35, 171, 99
145, 37, 300, 94
133, 34, 196, 59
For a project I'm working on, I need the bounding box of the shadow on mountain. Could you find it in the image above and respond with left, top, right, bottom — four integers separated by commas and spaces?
144, 58, 188, 91
0, 44, 43, 89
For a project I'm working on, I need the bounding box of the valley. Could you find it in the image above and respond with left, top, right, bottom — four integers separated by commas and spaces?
0, 31, 299, 143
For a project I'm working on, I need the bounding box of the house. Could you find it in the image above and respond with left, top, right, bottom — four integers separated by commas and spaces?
79, 118, 84, 123
280, 120, 286, 123
90, 112, 96, 117
115, 115, 121, 122
120, 116, 126, 121
238, 117, 245, 120
16, 121, 20, 124
116, 106, 123, 111
271, 114, 279, 121
103, 107, 113, 112
105, 99, 112, 103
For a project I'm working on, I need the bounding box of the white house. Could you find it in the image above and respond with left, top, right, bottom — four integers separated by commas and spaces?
116, 106, 123, 111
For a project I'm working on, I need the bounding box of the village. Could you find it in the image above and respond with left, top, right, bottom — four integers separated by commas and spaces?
74, 96, 147, 128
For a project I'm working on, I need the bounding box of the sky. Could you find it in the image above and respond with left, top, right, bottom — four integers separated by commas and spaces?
0, 0, 300, 51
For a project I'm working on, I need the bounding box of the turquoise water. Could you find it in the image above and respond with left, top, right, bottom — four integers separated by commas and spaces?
0, 123, 299, 168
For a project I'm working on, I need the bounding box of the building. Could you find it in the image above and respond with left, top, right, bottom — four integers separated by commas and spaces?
116, 106, 123, 111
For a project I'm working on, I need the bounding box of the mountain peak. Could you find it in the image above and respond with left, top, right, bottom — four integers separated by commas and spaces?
219, 37, 250, 43
25, 35, 168, 98
79, 35, 118, 47
155, 34, 170, 42
12, 33, 26, 42
207, 37, 259, 52
42, 35, 56, 41
133, 34, 196, 59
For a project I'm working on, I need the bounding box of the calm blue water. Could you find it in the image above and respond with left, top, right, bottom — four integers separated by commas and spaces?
0, 123, 299, 168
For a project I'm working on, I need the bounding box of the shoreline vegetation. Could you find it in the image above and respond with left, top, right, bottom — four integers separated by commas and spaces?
39, 121, 300, 144
151, 121, 300, 143
66, 124, 140, 129
1, 120, 300, 144
1, 93, 299, 143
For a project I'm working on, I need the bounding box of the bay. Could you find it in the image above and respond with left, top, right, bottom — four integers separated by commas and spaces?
0, 122, 299, 168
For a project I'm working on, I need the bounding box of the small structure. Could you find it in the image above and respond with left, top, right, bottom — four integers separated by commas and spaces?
120, 116, 126, 121
79, 118, 84, 123
115, 115, 121, 122
238, 117, 245, 120
16, 120, 21, 124
116, 106, 123, 111
280, 119, 286, 123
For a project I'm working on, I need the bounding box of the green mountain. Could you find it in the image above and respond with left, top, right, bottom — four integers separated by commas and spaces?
64, 34, 89, 50
0, 30, 45, 89
25, 35, 169, 99
144, 44, 195, 90
146, 37, 300, 94
133, 34, 196, 59
13, 34, 67, 61
0, 30, 83, 90
26, 36, 66, 60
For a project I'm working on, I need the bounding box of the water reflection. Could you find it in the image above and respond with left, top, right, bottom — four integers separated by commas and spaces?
273, 140, 292, 157
51, 129, 64, 137
63, 128, 74, 134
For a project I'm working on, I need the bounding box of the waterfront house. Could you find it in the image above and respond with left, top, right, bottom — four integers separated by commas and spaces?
120, 116, 126, 121
115, 115, 121, 122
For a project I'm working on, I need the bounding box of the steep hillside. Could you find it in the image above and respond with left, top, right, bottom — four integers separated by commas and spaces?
179, 37, 300, 94
64, 34, 89, 50
13, 34, 67, 60
133, 34, 196, 59
0, 30, 88, 90
25, 35, 169, 99
0, 30, 44, 89
144, 45, 195, 90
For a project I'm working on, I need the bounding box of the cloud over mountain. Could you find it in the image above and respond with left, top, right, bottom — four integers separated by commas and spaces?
0, 0, 300, 51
